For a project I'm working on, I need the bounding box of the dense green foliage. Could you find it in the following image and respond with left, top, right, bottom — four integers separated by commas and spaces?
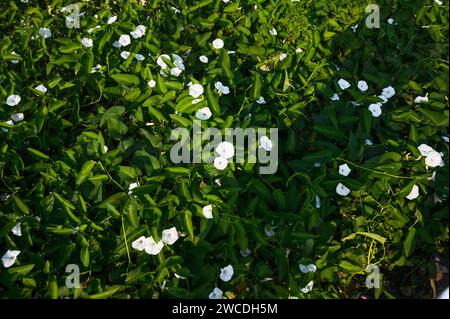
0, 0, 448, 299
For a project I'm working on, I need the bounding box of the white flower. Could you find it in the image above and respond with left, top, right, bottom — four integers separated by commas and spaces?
406, 185, 420, 200
219, 264, 234, 282
128, 182, 138, 194
365, 139, 374, 146
87, 25, 101, 33
2, 250, 20, 268
338, 163, 351, 176
259, 136, 273, 151
240, 248, 252, 257
381, 86, 395, 99
442, 136, 449, 143
315, 194, 321, 209
162, 227, 179, 245
107, 16, 117, 24
368, 103, 382, 117
378, 95, 388, 104
196, 107, 212, 120
269, 28, 277, 36
338, 79, 351, 90
170, 67, 182, 76
299, 264, 317, 273
214, 157, 228, 170
118, 34, 131, 47
11, 113, 24, 122
336, 183, 351, 196
357, 80, 368, 92
91, 64, 102, 73
264, 225, 275, 237
418, 144, 435, 156
222, 0, 230, 2
425, 151, 444, 168
414, 96, 429, 104
256, 96, 266, 104
209, 287, 223, 299
6, 95, 21, 106
39, 27, 51, 38
215, 81, 230, 95
81, 37, 93, 48
199, 55, 209, 63
202, 204, 213, 219
148, 79, 156, 88
135, 54, 145, 61
35, 84, 47, 93
132, 236, 147, 251
212, 38, 224, 49
189, 83, 204, 98
1, 120, 14, 132
300, 281, 314, 293
295, 48, 304, 54
216, 141, 235, 159
279, 52, 287, 61
330, 93, 340, 101
120, 51, 130, 59
130, 25, 146, 39
387, 18, 395, 24
144, 236, 164, 255
12, 223, 22, 237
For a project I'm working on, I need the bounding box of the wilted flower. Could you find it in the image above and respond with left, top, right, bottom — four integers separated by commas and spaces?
336, 183, 351, 196
212, 38, 224, 49
128, 182, 138, 194
219, 264, 234, 282
315, 194, 321, 209
2, 250, 20, 268
107, 16, 117, 24
259, 136, 273, 151
338, 79, 351, 90
406, 185, 419, 200
6, 95, 21, 106
202, 204, 213, 219
196, 107, 212, 120
279, 52, 287, 61
199, 55, 209, 63
162, 227, 179, 245
338, 163, 351, 176
11, 223, 22, 237
269, 27, 277, 35
189, 83, 204, 98
240, 248, 252, 257
81, 37, 93, 48
130, 25, 146, 39
1, 120, 14, 132
264, 224, 275, 237
414, 96, 428, 104
135, 54, 145, 61
39, 27, 51, 38
330, 93, 340, 101
300, 281, 314, 293
256, 96, 266, 104
91, 64, 102, 73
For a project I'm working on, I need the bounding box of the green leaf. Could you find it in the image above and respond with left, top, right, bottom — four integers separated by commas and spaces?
111, 74, 140, 87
